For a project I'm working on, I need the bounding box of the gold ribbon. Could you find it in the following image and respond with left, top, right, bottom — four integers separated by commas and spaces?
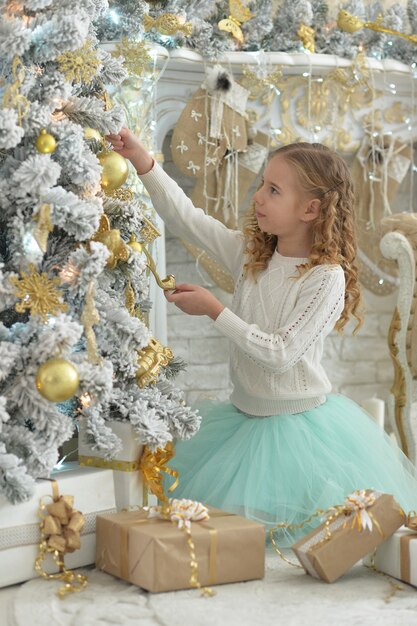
34, 479, 87, 597
78, 455, 141, 472
139, 442, 179, 502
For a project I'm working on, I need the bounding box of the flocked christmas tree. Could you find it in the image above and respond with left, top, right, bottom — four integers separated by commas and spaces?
0, 0, 200, 505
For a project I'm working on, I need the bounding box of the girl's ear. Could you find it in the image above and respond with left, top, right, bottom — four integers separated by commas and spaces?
302, 198, 321, 222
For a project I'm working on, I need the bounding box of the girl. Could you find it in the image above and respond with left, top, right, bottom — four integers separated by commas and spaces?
108, 129, 417, 544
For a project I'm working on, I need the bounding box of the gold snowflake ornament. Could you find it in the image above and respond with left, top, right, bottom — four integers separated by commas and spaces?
113, 38, 152, 78
10, 264, 68, 321
57, 40, 101, 84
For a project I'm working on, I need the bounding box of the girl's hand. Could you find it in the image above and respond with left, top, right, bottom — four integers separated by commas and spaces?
165, 284, 224, 320
105, 128, 153, 174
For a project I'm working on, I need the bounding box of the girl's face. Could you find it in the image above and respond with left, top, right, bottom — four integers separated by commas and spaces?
252, 155, 314, 239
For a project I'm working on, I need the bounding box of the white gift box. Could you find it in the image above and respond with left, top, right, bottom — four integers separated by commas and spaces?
78, 418, 156, 511
0, 463, 116, 588
363, 526, 417, 587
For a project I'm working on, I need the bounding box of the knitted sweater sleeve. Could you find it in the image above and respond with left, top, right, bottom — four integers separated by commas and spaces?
214, 265, 345, 373
139, 162, 245, 279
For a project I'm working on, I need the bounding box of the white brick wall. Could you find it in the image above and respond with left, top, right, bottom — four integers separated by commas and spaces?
161, 132, 415, 422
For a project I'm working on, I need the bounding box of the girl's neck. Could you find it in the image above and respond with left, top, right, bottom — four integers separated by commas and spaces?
276, 238, 311, 259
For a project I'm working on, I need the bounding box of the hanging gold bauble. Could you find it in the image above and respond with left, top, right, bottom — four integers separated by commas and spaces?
91, 214, 130, 269
97, 150, 129, 193
35, 129, 57, 154
127, 234, 143, 254
35, 358, 80, 402
84, 127, 102, 141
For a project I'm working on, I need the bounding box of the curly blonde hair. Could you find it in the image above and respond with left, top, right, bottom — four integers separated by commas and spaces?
242, 142, 363, 333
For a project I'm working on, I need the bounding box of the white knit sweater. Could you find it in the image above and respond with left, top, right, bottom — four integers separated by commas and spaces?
140, 162, 346, 416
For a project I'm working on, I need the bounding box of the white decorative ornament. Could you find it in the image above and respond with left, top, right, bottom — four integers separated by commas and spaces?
190, 109, 202, 122
176, 140, 188, 154
186, 161, 200, 174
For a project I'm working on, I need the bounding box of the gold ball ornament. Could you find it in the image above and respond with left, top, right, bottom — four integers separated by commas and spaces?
97, 150, 129, 193
84, 127, 102, 141
35, 358, 80, 402
35, 129, 57, 154
128, 234, 143, 254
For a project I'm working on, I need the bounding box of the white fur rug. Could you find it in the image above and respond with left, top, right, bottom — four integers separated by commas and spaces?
2, 547, 417, 626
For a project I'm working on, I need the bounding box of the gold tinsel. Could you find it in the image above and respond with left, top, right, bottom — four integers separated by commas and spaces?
10, 265, 67, 321
2, 56, 29, 124
113, 37, 152, 78
57, 40, 101, 84
33, 204, 53, 253
297, 24, 315, 53
107, 187, 134, 203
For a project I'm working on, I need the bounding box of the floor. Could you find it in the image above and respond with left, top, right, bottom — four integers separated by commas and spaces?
1, 546, 416, 626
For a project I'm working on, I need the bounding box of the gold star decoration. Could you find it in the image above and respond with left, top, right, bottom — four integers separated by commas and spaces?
9, 264, 68, 321
112, 38, 152, 78
57, 40, 101, 84
91, 214, 130, 269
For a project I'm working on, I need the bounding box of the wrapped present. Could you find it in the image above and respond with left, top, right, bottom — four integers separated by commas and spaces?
363, 523, 417, 587
96, 501, 265, 592
78, 418, 157, 511
291, 490, 405, 583
0, 464, 115, 588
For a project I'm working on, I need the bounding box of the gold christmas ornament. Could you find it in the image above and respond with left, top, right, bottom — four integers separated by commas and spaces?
127, 234, 143, 254
143, 13, 193, 37
91, 214, 130, 269
136, 337, 174, 388
33, 203, 53, 253
2, 56, 29, 125
10, 264, 67, 321
97, 150, 129, 193
57, 40, 101, 84
35, 358, 80, 402
297, 24, 315, 53
337, 10, 417, 44
140, 216, 161, 244
81, 281, 102, 365
218, 0, 255, 44
84, 127, 102, 141
107, 187, 134, 202
113, 37, 152, 78
35, 128, 57, 154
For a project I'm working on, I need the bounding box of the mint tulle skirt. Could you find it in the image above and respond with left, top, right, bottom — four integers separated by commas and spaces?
166, 394, 417, 546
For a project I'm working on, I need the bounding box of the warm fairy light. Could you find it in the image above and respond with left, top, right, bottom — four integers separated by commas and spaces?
79, 392, 92, 408
59, 262, 79, 284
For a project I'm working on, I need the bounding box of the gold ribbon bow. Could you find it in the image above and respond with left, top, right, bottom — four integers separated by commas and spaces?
35, 480, 87, 597
139, 442, 179, 502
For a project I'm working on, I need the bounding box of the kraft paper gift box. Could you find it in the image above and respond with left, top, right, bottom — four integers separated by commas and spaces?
291, 491, 405, 583
363, 526, 417, 587
95, 507, 265, 592
0, 464, 116, 588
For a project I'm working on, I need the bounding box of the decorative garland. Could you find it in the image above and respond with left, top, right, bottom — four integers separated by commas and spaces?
96, 0, 417, 65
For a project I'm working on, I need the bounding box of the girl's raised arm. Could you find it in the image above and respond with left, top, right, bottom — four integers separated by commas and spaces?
107, 129, 244, 279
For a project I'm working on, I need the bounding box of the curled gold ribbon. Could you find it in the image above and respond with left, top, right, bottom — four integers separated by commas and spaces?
2, 56, 30, 124
34, 479, 87, 597
139, 442, 179, 502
